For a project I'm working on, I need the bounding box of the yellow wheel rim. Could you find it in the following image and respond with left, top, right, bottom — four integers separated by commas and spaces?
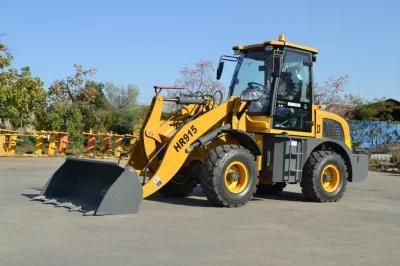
224, 161, 249, 194
320, 164, 341, 193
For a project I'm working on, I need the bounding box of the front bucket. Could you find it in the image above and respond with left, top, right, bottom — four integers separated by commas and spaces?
34, 158, 142, 215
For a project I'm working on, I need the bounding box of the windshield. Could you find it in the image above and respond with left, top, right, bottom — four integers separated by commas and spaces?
229, 50, 273, 113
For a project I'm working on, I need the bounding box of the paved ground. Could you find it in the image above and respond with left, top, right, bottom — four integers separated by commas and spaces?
0, 157, 399, 266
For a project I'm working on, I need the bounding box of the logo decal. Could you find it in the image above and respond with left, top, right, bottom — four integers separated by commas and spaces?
173, 125, 198, 152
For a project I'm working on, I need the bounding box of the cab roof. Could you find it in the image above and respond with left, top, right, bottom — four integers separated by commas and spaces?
233, 34, 318, 54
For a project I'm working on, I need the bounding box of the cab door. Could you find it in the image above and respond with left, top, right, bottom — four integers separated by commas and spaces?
271, 49, 314, 136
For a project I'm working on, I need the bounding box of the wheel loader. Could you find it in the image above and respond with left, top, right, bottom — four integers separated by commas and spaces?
34, 35, 368, 215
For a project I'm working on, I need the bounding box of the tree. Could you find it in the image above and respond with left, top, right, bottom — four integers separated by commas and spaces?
314, 75, 363, 119
0, 41, 46, 128
0, 42, 12, 68
353, 98, 399, 121
38, 64, 98, 131
103, 82, 146, 134
175, 60, 225, 96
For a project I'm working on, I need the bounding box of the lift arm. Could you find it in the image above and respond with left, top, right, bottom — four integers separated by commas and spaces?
141, 98, 237, 198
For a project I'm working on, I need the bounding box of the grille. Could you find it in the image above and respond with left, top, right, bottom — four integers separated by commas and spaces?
323, 119, 344, 141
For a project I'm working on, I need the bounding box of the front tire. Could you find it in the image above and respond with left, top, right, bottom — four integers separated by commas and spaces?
199, 145, 257, 207
158, 166, 197, 197
301, 150, 348, 202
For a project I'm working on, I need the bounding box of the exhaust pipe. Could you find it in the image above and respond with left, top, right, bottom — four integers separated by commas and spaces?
34, 158, 142, 215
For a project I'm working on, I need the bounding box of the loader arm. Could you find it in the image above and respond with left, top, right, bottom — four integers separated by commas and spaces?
141, 98, 238, 198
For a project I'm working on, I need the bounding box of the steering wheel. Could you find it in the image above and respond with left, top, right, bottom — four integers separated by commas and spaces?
247, 82, 265, 90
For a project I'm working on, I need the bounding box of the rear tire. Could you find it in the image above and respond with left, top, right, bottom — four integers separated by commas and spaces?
301, 150, 348, 202
199, 144, 257, 207
257, 183, 286, 195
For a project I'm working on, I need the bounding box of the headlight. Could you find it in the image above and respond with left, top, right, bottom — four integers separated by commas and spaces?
240, 88, 262, 102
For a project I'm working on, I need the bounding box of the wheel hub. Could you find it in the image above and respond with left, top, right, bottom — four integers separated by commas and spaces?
224, 161, 249, 194
230, 172, 239, 182
320, 164, 340, 193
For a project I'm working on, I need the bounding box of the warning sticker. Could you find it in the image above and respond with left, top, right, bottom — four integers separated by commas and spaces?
153, 176, 163, 187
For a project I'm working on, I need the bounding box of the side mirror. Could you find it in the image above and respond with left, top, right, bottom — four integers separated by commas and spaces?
314, 94, 320, 104
240, 88, 262, 102
272, 51, 283, 77
216, 61, 224, 80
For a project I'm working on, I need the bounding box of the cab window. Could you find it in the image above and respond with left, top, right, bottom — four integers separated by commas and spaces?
273, 49, 313, 131
230, 50, 273, 114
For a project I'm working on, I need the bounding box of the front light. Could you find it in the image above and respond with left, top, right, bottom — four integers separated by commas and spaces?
240, 88, 262, 102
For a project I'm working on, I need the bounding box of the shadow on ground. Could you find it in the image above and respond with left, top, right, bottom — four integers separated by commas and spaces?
255, 191, 308, 202
21, 185, 308, 208
147, 186, 308, 207
21, 193, 39, 200
21, 187, 42, 200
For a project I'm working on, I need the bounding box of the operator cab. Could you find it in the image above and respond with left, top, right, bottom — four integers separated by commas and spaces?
218, 35, 318, 133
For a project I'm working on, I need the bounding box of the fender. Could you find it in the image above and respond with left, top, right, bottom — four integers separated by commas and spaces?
222, 129, 261, 156
303, 138, 368, 182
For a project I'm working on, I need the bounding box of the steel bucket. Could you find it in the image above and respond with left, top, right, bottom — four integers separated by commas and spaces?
34, 158, 142, 215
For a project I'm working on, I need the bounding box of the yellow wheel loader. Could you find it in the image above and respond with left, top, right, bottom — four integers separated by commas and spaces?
34, 35, 368, 215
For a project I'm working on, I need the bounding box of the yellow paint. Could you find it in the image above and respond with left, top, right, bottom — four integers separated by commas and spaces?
125, 58, 352, 200
315, 109, 352, 149
255, 134, 264, 171
0, 134, 6, 156
139, 96, 164, 170
142, 99, 238, 198
0, 130, 18, 156
233, 35, 318, 54
224, 161, 249, 194
245, 115, 272, 133
320, 164, 341, 193
34, 131, 45, 156
134, 94, 352, 198
114, 135, 123, 157
278, 34, 286, 42
8, 134, 17, 155
48, 132, 58, 156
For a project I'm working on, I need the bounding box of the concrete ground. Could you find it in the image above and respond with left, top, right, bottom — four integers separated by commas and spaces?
0, 157, 399, 266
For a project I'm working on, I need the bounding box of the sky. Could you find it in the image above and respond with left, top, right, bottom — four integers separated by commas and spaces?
1, 0, 399, 103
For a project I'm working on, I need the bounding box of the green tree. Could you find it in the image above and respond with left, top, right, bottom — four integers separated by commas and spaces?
37, 64, 98, 132
0, 42, 12, 68
0, 41, 46, 128
103, 82, 146, 134
354, 98, 399, 121
79, 81, 110, 132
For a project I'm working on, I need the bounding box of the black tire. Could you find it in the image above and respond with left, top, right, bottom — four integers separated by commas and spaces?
158, 166, 198, 197
301, 150, 348, 202
257, 183, 286, 195
199, 144, 257, 207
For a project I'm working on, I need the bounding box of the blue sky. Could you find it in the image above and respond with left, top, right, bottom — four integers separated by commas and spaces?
2, 0, 399, 103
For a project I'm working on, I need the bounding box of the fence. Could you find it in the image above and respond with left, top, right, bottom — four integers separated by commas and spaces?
349, 120, 400, 149
2, 120, 399, 156
0, 129, 136, 157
